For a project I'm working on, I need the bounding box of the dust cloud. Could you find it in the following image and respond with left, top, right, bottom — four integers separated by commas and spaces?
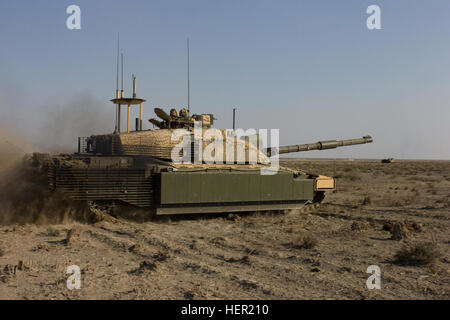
0, 90, 116, 224
0, 97, 108, 224
0, 87, 114, 154
33, 94, 114, 153
0, 154, 90, 225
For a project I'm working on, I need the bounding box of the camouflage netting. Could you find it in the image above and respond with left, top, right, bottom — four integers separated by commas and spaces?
99, 129, 270, 164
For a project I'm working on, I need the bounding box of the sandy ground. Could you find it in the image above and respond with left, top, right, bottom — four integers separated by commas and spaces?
0, 159, 449, 300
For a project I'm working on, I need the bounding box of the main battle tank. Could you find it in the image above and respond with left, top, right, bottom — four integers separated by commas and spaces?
30, 78, 372, 217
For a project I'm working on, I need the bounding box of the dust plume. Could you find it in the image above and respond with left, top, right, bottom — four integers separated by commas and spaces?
34, 93, 114, 153
0, 128, 90, 225
0, 127, 31, 166
0, 90, 116, 224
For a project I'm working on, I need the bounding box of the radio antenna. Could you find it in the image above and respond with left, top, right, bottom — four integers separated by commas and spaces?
121, 53, 124, 92
116, 33, 120, 94
114, 33, 120, 133
187, 37, 190, 113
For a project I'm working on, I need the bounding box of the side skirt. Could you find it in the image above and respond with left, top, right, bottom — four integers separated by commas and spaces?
155, 202, 308, 215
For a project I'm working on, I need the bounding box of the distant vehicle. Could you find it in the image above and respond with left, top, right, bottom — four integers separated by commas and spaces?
381, 158, 395, 163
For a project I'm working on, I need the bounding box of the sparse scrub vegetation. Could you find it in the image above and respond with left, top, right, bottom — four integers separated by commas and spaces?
347, 174, 362, 181
65, 228, 80, 245
225, 255, 250, 264
379, 195, 416, 207
45, 226, 60, 237
361, 196, 372, 206
153, 250, 170, 262
350, 221, 369, 232
287, 235, 318, 250
394, 242, 441, 266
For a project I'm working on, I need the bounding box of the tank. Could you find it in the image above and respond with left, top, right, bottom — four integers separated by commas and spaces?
29, 80, 373, 217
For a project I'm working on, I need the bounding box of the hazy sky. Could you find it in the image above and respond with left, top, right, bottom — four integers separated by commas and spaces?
0, 0, 449, 159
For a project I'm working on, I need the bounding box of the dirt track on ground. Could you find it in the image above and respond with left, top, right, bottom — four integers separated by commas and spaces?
0, 159, 449, 299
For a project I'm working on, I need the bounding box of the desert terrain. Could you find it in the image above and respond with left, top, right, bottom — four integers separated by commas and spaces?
0, 158, 449, 300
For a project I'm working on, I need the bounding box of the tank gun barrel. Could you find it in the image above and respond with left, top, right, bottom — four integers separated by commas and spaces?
265, 135, 373, 157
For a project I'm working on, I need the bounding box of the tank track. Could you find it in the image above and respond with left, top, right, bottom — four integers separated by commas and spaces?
29, 153, 327, 221
87, 191, 326, 221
